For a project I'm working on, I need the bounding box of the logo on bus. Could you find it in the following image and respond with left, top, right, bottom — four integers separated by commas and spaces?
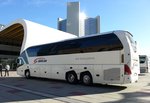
34, 58, 47, 64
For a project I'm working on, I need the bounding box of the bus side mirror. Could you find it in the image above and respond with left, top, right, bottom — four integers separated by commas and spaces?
17, 59, 21, 65
17, 59, 19, 63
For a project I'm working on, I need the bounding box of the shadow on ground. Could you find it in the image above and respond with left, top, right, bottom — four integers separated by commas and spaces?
104, 90, 150, 103
0, 76, 127, 102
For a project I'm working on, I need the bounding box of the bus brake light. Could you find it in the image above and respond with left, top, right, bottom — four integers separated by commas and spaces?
124, 64, 131, 75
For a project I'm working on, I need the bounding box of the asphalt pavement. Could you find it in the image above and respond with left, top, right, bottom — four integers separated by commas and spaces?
0, 71, 150, 103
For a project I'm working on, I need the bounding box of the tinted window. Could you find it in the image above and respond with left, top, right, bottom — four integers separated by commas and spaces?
20, 51, 28, 64
80, 34, 123, 52
56, 33, 123, 54
140, 56, 146, 64
37, 44, 52, 56
57, 41, 81, 54
27, 33, 123, 57
27, 47, 40, 57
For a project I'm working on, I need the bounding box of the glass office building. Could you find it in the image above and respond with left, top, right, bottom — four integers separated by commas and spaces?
58, 18, 67, 32
58, 2, 100, 37
85, 16, 100, 36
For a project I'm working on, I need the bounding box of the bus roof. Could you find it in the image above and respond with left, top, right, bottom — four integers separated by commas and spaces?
26, 30, 130, 50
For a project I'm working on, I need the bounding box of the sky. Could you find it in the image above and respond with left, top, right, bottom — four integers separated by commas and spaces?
0, 0, 150, 55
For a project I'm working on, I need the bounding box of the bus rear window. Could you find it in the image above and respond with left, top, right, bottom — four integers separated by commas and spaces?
140, 56, 146, 64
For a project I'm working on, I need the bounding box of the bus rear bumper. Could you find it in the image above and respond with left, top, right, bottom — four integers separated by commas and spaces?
124, 74, 138, 84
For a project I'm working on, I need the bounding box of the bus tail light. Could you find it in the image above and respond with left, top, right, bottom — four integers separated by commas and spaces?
124, 64, 131, 75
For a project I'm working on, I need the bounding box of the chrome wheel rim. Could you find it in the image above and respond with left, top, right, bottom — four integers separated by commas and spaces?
68, 74, 75, 83
83, 75, 91, 84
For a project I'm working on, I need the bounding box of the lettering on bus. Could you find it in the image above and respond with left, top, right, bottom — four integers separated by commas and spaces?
34, 58, 47, 64
75, 57, 95, 60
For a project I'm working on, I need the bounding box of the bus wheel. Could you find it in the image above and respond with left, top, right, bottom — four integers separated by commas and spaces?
81, 72, 93, 85
66, 71, 78, 84
25, 70, 30, 79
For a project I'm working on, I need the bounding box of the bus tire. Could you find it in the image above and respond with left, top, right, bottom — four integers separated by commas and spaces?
81, 72, 93, 85
66, 71, 78, 84
25, 70, 30, 79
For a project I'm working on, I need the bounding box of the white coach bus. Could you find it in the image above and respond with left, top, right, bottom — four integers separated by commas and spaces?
17, 30, 139, 85
139, 55, 150, 73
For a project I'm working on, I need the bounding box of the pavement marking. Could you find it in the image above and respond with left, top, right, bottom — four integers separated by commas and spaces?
0, 83, 89, 103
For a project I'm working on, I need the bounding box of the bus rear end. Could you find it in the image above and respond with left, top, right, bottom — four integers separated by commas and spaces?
115, 31, 140, 84
125, 31, 139, 83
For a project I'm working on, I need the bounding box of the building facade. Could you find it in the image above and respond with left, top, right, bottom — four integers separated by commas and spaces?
67, 2, 80, 36
0, 19, 76, 70
58, 2, 100, 37
58, 18, 67, 32
85, 16, 100, 36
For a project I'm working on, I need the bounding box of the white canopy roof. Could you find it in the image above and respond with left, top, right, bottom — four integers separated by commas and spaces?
0, 19, 77, 53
